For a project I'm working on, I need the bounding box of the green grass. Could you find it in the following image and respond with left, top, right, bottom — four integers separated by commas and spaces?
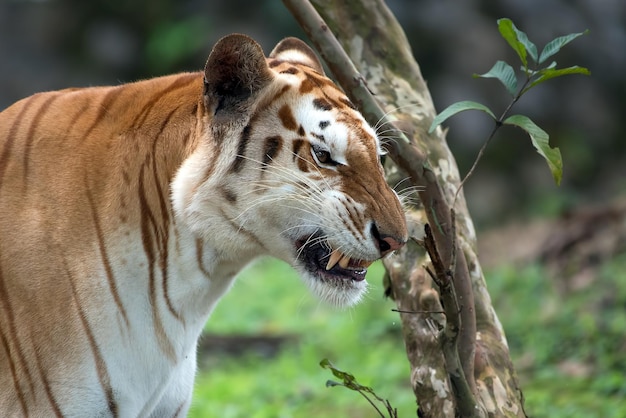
189, 255, 626, 417
189, 258, 415, 417
490, 254, 626, 418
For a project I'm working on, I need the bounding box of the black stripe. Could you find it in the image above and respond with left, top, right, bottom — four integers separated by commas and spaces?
0, 327, 27, 416
0, 95, 37, 192
220, 186, 237, 203
153, 107, 179, 142
86, 185, 130, 328
231, 124, 251, 173
83, 87, 124, 140
181, 131, 192, 148
65, 99, 91, 141
312, 98, 332, 111
195, 239, 211, 277
219, 207, 266, 250
311, 133, 325, 142
139, 165, 158, 316
343, 197, 367, 239
132, 75, 198, 130
22, 94, 60, 190
149, 108, 182, 322
340, 97, 358, 110
138, 166, 176, 361
0, 247, 36, 399
262, 136, 282, 168
280, 67, 299, 75
31, 334, 63, 417
339, 211, 362, 241
292, 138, 305, 161
63, 256, 118, 417
173, 401, 187, 418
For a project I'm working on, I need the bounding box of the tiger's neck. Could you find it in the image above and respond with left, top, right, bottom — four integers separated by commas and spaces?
85, 72, 257, 336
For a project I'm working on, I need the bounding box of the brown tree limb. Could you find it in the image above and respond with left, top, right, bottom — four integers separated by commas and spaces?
282, 0, 478, 397
423, 213, 481, 417
283, 0, 526, 417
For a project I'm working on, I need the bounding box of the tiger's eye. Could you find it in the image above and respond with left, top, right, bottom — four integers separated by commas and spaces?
315, 149, 331, 164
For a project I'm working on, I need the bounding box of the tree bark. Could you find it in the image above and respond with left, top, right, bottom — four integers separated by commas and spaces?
284, 1, 527, 416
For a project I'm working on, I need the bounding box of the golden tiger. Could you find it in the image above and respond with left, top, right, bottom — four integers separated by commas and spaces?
0, 34, 407, 416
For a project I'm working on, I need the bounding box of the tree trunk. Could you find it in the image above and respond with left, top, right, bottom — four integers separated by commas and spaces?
284, 1, 527, 416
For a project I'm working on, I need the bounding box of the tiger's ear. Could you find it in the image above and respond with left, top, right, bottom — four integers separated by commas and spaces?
269, 37, 325, 75
204, 34, 273, 114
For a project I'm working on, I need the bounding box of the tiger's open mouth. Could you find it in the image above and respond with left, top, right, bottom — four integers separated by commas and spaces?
296, 234, 373, 282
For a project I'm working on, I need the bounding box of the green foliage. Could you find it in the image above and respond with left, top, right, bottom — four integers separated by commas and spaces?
489, 255, 626, 418
145, 16, 211, 73
187, 255, 626, 417
497, 18, 532, 68
502, 115, 562, 184
474, 60, 517, 95
429, 18, 589, 186
526, 65, 590, 92
321, 359, 398, 418
538, 31, 589, 65
430, 100, 495, 127
188, 259, 416, 418
185, 253, 626, 417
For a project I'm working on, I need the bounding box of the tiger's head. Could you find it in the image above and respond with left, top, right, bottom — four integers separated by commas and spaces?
173, 34, 407, 307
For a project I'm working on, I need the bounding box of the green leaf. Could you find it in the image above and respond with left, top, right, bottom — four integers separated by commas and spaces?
325, 380, 343, 388
511, 24, 538, 63
498, 18, 527, 68
320, 359, 356, 386
538, 30, 589, 64
474, 60, 518, 96
503, 114, 563, 185
523, 61, 556, 76
429, 101, 496, 133
527, 65, 591, 90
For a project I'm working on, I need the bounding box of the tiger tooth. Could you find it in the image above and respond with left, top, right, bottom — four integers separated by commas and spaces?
338, 254, 351, 269
326, 250, 343, 271
360, 260, 373, 268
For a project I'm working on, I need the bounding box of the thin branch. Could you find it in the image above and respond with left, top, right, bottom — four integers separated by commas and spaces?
355, 389, 386, 418
454, 77, 533, 204
283, 0, 480, 409
281, 0, 415, 160
392, 309, 446, 314
453, 123, 499, 204
423, 218, 483, 418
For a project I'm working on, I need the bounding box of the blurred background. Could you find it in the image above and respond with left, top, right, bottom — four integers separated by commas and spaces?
1, 0, 623, 226
1, 1, 624, 417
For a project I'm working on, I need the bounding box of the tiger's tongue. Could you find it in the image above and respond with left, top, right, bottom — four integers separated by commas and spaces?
325, 249, 372, 271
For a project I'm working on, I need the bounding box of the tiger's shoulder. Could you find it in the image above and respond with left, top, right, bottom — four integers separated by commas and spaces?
0, 71, 203, 144
0, 34, 407, 417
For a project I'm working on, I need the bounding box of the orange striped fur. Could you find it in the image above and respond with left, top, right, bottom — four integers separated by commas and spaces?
0, 34, 407, 416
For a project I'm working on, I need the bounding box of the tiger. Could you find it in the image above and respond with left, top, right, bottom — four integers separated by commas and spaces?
0, 34, 407, 417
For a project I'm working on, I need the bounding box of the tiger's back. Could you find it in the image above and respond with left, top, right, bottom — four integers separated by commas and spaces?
0, 34, 407, 416
0, 74, 206, 416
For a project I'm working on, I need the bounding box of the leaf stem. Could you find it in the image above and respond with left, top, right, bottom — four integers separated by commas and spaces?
453, 75, 533, 204
355, 389, 387, 418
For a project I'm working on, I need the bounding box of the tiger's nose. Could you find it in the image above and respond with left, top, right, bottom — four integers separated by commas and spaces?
371, 223, 406, 257
381, 235, 405, 252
